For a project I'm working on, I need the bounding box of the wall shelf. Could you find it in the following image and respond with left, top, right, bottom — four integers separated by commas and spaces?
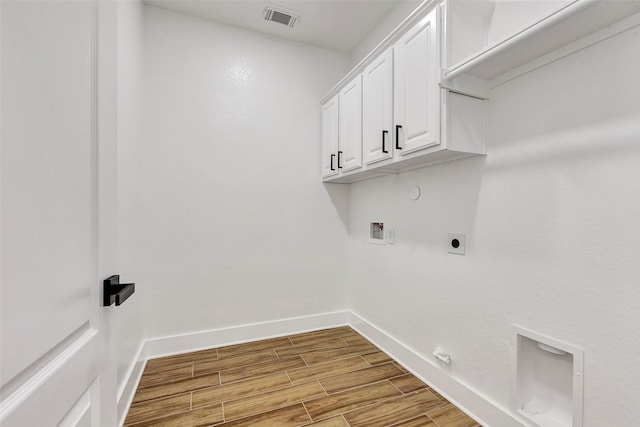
444, 0, 640, 82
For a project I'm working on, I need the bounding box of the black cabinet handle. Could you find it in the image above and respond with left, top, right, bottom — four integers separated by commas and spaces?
382, 130, 389, 153
330, 154, 336, 171
103, 275, 135, 306
338, 151, 343, 168
395, 125, 403, 149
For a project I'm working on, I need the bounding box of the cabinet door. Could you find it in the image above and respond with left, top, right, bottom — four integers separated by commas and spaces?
321, 95, 339, 178
394, 8, 439, 154
338, 75, 363, 172
363, 47, 393, 165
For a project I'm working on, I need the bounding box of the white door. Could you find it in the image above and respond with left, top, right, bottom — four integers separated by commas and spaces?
363, 47, 393, 165
1, 1, 118, 426
321, 95, 339, 178
393, 8, 439, 154
338, 75, 363, 172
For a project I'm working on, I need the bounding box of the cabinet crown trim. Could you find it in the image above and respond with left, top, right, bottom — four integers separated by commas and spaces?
320, 0, 438, 105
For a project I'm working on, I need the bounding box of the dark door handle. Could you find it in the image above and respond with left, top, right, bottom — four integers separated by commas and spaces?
103, 275, 135, 306
382, 130, 388, 153
330, 154, 336, 171
337, 151, 343, 169
395, 125, 403, 149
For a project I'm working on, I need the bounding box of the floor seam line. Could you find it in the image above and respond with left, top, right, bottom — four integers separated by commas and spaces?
124, 327, 480, 426
301, 401, 313, 424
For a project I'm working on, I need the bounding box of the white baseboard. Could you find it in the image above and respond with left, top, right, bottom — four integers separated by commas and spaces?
116, 310, 351, 426
348, 311, 526, 427
142, 310, 351, 359
116, 342, 145, 427
117, 310, 525, 427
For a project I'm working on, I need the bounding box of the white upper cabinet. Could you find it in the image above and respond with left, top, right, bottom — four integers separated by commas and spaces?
393, 8, 439, 155
362, 47, 393, 165
338, 75, 363, 172
321, 0, 639, 183
321, 94, 339, 178
320, 2, 487, 184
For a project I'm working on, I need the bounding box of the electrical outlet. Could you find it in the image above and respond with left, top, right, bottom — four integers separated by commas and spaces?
386, 227, 395, 244
448, 233, 465, 255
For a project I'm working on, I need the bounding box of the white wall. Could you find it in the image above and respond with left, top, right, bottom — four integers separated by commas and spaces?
117, 5, 351, 341
115, 0, 146, 396
115, 4, 640, 425
347, 25, 640, 426
350, 0, 422, 67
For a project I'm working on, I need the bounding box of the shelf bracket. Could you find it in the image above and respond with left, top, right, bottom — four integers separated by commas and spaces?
439, 71, 490, 100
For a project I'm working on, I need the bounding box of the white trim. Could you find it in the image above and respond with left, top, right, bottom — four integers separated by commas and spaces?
347, 311, 525, 427
143, 311, 351, 359
0, 329, 99, 425
116, 342, 145, 402
320, 0, 438, 104
116, 342, 146, 427
116, 311, 527, 427
95, 0, 119, 424
58, 386, 92, 427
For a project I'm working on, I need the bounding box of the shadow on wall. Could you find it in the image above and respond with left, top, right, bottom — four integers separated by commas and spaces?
485, 113, 640, 175
393, 157, 486, 249
323, 183, 350, 233
345, 156, 487, 252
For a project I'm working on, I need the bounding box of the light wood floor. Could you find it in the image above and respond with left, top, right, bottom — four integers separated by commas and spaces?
125, 326, 482, 427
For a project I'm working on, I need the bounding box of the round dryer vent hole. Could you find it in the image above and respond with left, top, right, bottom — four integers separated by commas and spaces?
448, 233, 465, 255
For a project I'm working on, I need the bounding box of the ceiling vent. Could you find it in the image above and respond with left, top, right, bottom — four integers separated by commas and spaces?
263, 5, 299, 28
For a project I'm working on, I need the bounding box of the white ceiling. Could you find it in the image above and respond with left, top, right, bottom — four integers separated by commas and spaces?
143, 0, 402, 53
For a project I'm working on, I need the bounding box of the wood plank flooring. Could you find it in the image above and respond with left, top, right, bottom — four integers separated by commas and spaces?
125, 326, 482, 427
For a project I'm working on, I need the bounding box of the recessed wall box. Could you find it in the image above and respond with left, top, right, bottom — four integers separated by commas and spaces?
369, 222, 385, 244
514, 326, 584, 427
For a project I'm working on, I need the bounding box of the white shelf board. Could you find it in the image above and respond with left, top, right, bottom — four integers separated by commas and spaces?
445, 0, 640, 81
